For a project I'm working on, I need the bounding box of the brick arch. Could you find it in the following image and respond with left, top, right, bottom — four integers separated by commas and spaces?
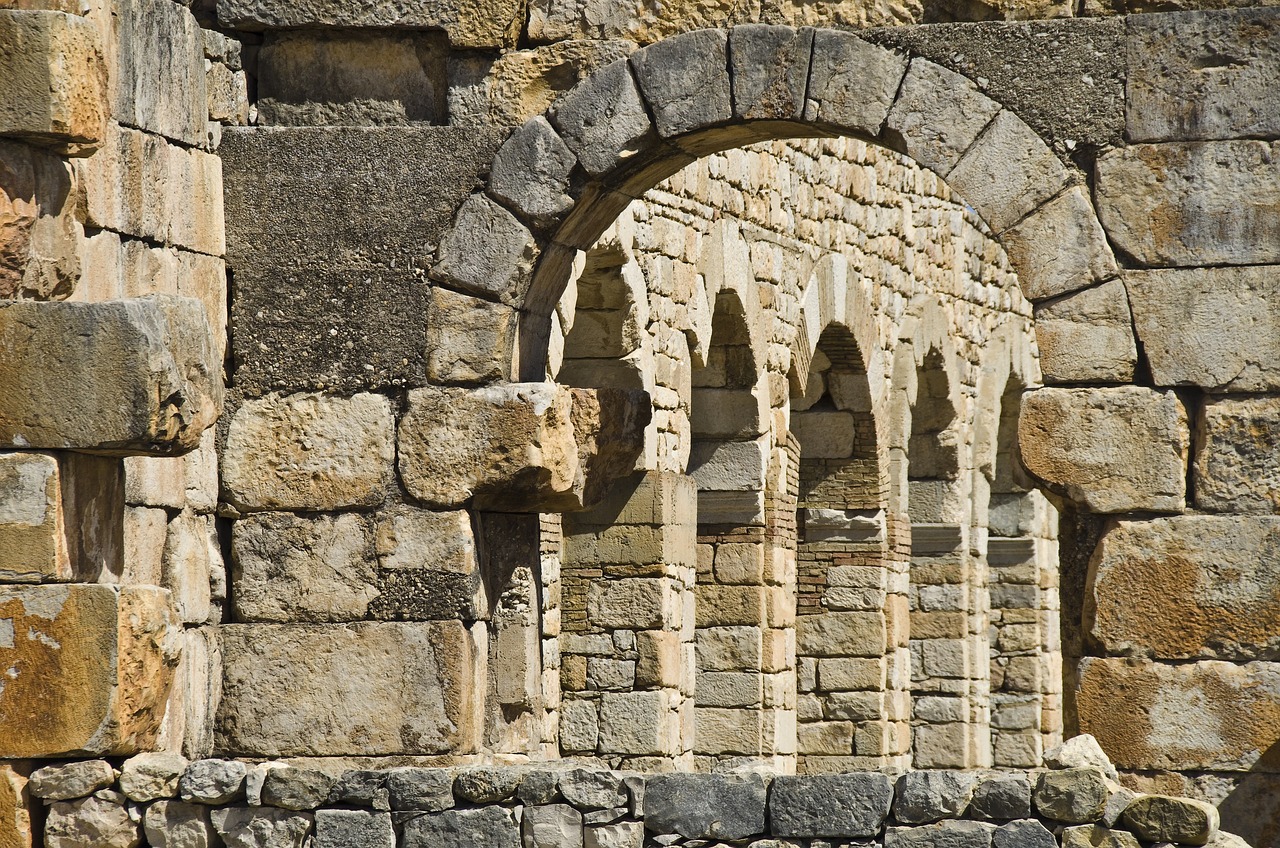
425, 24, 1114, 384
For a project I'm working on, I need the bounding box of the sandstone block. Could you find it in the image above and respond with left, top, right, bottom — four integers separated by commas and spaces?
804, 30, 906, 135
1060, 824, 1139, 848
1096, 141, 1280, 267
216, 621, 478, 756
0, 10, 105, 148
425, 286, 516, 384
210, 807, 313, 848
643, 773, 766, 839
28, 760, 114, 801
162, 510, 217, 624
113, 0, 206, 146
44, 794, 138, 848
373, 507, 485, 620
1122, 795, 1219, 846
1033, 280, 1136, 384
549, 59, 656, 179
489, 117, 577, 228
730, 25, 811, 122
0, 297, 220, 454
769, 773, 893, 838
1001, 186, 1118, 302
1018, 387, 1188, 513
1195, 396, 1280, 512
946, 109, 1069, 235
0, 765, 33, 848
796, 612, 886, 658
0, 584, 180, 757
400, 806, 520, 848
315, 809, 394, 848
433, 195, 538, 303
598, 690, 671, 756
0, 139, 80, 300
885, 59, 1001, 179
144, 800, 216, 848
0, 452, 69, 583
1077, 657, 1280, 771
688, 438, 767, 491
1126, 266, 1280, 392
1034, 768, 1109, 824
630, 30, 732, 139
119, 752, 187, 802
1087, 515, 1280, 660
1126, 8, 1280, 142
221, 392, 394, 512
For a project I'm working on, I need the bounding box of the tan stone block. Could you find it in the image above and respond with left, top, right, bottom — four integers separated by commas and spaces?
1019, 387, 1188, 514
0, 10, 106, 149
0, 139, 80, 300
912, 723, 970, 769
182, 429, 219, 515
0, 452, 69, 583
796, 612, 886, 658
1088, 516, 1280, 660
1001, 185, 1118, 302
220, 0, 521, 48
1034, 280, 1136, 384
694, 707, 762, 755
161, 510, 217, 625
818, 658, 884, 692
0, 764, 32, 848
587, 578, 670, 630
694, 585, 765, 627
425, 287, 515, 384
122, 505, 166, 586
598, 690, 673, 756
1195, 396, 1280, 513
714, 542, 764, 585
0, 584, 181, 757
696, 625, 762, 672
222, 392, 393, 511
793, 410, 856, 459
636, 629, 681, 688
797, 720, 853, 756
123, 455, 186, 509
1078, 657, 1280, 772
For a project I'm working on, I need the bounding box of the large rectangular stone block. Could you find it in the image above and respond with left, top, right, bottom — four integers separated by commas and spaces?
0, 584, 181, 757
1096, 140, 1280, 267
1088, 515, 1280, 661
0, 10, 105, 149
216, 0, 522, 47
1033, 279, 1136, 384
216, 622, 480, 756
1195, 396, 1280, 513
1077, 657, 1280, 772
1125, 266, 1280, 392
112, 0, 206, 147
0, 297, 220, 454
0, 452, 69, 583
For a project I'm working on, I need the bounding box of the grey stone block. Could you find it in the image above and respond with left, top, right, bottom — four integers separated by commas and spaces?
887, 821, 997, 848
893, 771, 977, 824
549, 59, 655, 178
328, 771, 391, 811
518, 770, 561, 805
994, 819, 1056, 848
0, 10, 106, 148
630, 30, 733, 138
885, 58, 1002, 178
1034, 768, 1109, 824
490, 116, 577, 227
315, 809, 394, 848
210, 807, 314, 847
969, 775, 1032, 821
454, 767, 522, 803
559, 769, 627, 811
729, 25, 812, 121
804, 29, 906, 135
769, 773, 893, 838
523, 803, 584, 848
260, 767, 335, 811
1127, 8, 1280, 143
180, 760, 247, 805
433, 193, 538, 303
1195, 400, 1280, 515
643, 773, 767, 840
388, 768, 454, 812
29, 761, 115, 801
401, 806, 520, 848
114, 0, 207, 146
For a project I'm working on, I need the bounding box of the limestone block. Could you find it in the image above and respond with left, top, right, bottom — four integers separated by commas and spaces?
885, 59, 1001, 179
549, 59, 656, 179
28, 761, 114, 801
144, 801, 216, 848
643, 774, 766, 839
1195, 396, 1280, 513
691, 387, 766, 439
893, 771, 978, 824
315, 809, 394, 848
112, 0, 206, 146
970, 774, 1032, 821
1044, 734, 1118, 780
0, 765, 32, 848
433, 195, 538, 303
560, 699, 600, 753
0, 10, 105, 149
119, 752, 187, 802
1122, 795, 1219, 846
796, 612, 886, 658
387, 768, 454, 812
793, 410, 856, 458
994, 819, 1055, 848
585, 821, 643, 848
1096, 141, 1280, 267
123, 455, 186, 510
261, 767, 334, 811
1126, 266, 1280, 392
1126, 9, 1280, 143
0, 297, 220, 454
180, 760, 246, 804
1018, 387, 1188, 513
1060, 824, 1139, 848
1034, 768, 1109, 824
769, 773, 894, 838
231, 512, 378, 623
0, 583, 180, 757
804, 30, 906, 135
489, 117, 577, 228
454, 767, 521, 803
0, 452, 69, 582
946, 110, 1070, 235
1077, 657, 1280, 771
44, 794, 138, 848
885, 821, 996, 848
401, 807, 519, 848
216, 0, 520, 47
162, 510, 217, 624
729, 25, 811, 122
1088, 516, 1280, 660
425, 286, 516, 384
373, 507, 485, 620
630, 30, 732, 139
1033, 280, 1136, 384
221, 392, 394, 511
216, 622, 479, 756
522, 803, 582, 848
688, 438, 767, 491
1001, 187, 1118, 302
210, 807, 313, 848
0, 139, 80, 300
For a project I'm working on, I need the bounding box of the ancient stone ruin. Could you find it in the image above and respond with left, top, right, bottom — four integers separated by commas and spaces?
0, 0, 1278, 845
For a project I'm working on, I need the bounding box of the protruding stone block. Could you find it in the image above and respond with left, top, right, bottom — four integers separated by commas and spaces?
1195, 396, 1280, 513
1034, 768, 1109, 824
885, 59, 1001, 178
216, 0, 522, 48
1126, 266, 1280, 392
0, 139, 80, 300
0, 452, 69, 583
1019, 387, 1188, 513
1088, 515, 1280, 661
729, 25, 811, 122
0, 297, 220, 454
804, 29, 906, 135
1033, 280, 1136, 384
1122, 795, 1219, 846
0, 10, 106, 149
1077, 657, 1280, 772
44, 794, 138, 848
0, 584, 181, 757
630, 30, 732, 138
221, 392, 394, 512
1096, 141, 1280, 267
1002, 186, 1118, 303
216, 621, 479, 756
113, 0, 207, 146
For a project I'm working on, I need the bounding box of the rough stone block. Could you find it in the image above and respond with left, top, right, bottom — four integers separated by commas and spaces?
425, 286, 515, 384
557, 769, 626, 811
522, 803, 582, 848
216, 621, 479, 757
1122, 795, 1219, 846
210, 807, 313, 848
217, 0, 521, 47
372, 507, 485, 620
1126, 8, 1280, 143
970, 774, 1032, 821
144, 800, 215, 848
0, 139, 80, 300
945, 109, 1069, 235
221, 392, 394, 512
642, 773, 767, 839
1019, 387, 1188, 513
400, 806, 520, 848
1034, 768, 1109, 824
1077, 657, 1280, 771
113, 0, 206, 146
490, 117, 577, 227
0, 10, 105, 148
0, 451, 70, 583
1001, 186, 1118, 302
1044, 734, 1119, 780
885, 821, 996, 848
387, 768, 454, 812
315, 809, 394, 848
433, 194, 538, 303
804, 29, 906, 135
1195, 396, 1280, 513
884, 59, 1001, 179
162, 510, 217, 624
0, 584, 180, 757
28, 761, 114, 801
769, 773, 893, 838
585, 820, 642, 848
630, 30, 732, 139
0, 297, 220, 454
1060, 824, 1139, 848
893, 770, 978, 824
688, 438, 767, 491
119, 752, 187, 803
796, 612, 886, 658
1033, 280, 1136, 384
549, 59, 656, 179
598, 690, 671, 756
1126, 266, 1280, 392
44, 794, 138, 848
1088, 515, 1280, 660
179, 759, 246, 804
1096, 140, 1280, 267
730, 25, 811, 122
994, 819, 1056, 848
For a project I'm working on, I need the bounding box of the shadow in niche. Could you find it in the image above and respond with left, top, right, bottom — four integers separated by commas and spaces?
1218, 743, 1280, 848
